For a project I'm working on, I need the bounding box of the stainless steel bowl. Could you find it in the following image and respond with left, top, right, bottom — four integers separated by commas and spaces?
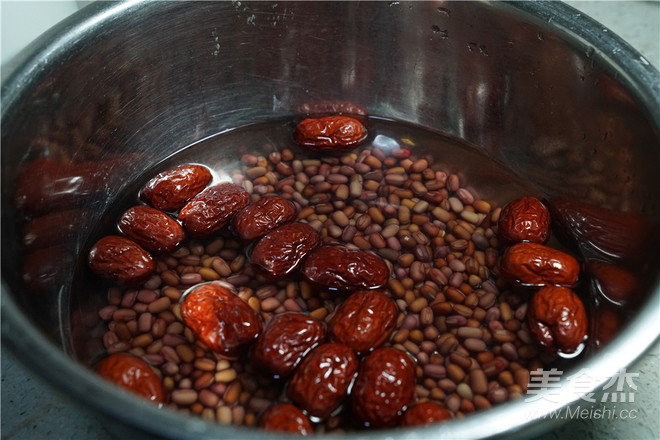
2, 1, 659, 439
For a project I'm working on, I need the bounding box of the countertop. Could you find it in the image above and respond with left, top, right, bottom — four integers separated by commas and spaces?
1, 1, 659, 439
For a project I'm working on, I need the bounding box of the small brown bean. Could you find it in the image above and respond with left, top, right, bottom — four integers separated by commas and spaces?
171, 389, 198, 406
464, 338, 487, 352
148, 297, 171, 314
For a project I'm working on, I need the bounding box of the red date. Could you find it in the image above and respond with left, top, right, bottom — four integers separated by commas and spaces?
351, 347, 416, 428
260, 403, 313, 435
250, 222, 321, 279
498, 196, 551, 244
500, 242, 580, 287
96, 353, 167, 404
88, 235, 155, 285
527, 285, 587, 355
178, 183, 250, 236
401, 401, 452, 426
287, 343, 358, 419
232, 196, 297, 241
180, 282, 262, 356
118, 205, 185, 253
294, 116, 367, 150
140, 164, 212, 212
328, 290, 397, 355
302, 246, 390, 291
251, 312, 326, 377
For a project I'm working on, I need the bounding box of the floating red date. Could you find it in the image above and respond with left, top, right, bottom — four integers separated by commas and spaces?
259, 403, 313, 435
351, 347, 416, 428
232, 196, 297, 241
118, 205, 185, 253
401, 401, 452, 426
178, 183, 249, 236
250, 222, 321, 279
180, 282, 262, 356
527, 285, 587, 355
294, 116, 367, 150
251, 312, 326, 377
302, 246, 390, 291
140, 164, 212, 212
587, 260, 639, 305
328, 290, 397, 355
499, 242, 580, 287
287, 343, 358, 419
95, 353, 167, 404
497, 196, 551, 244
88, 235, 155, 285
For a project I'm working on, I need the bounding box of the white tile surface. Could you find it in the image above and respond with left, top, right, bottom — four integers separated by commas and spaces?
1, 1, 659, 440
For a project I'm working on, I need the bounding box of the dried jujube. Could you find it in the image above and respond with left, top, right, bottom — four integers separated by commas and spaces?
96, 353, 167, 404
180, 282, 262, 356
527, 285, 587, 355
497, 196, 551, 244
328, 289, 397, 354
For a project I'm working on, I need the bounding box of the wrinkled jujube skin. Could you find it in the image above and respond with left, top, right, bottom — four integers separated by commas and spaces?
259, 403, 313, 435
287, 343, 359, 419
88, 235, 155, 285
400, 401, 452, 426
527, 285, 588, 355
587, 260, 639, 305
351, 347, 416, 428
548, 197, 652, 264
251, 312, 326, 377
497, 196, 551, 244
95, 353, 167, 404
232, 196, 297, 241
302, 246, 390, 291
180, 283, 263, 356
178, 183, 250, 237
250, 222, 321, 279
118, 205, 185, 253
500, 242, 580, 287
294, 116, 367, 150
140, 163, 212, 212
328, 290, 398, 355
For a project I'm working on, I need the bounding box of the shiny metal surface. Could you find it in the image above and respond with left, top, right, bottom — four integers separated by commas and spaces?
2, 1, 659, 439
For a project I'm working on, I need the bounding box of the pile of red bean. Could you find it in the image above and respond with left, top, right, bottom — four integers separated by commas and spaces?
89, 115, 590, 434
